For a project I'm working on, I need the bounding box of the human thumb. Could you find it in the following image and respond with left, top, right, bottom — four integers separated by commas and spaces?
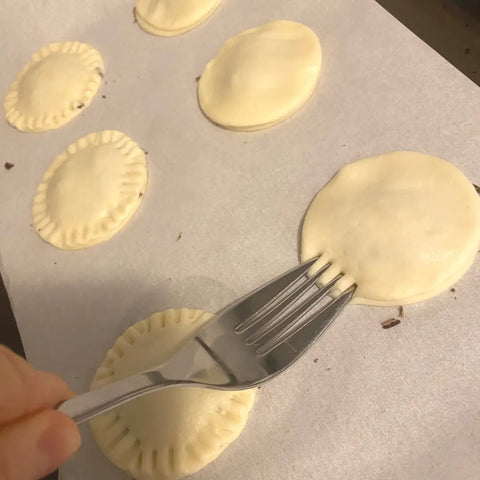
0, 409, 81, 480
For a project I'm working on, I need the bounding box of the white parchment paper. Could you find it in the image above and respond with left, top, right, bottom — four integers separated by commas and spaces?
1, 1, 480, 479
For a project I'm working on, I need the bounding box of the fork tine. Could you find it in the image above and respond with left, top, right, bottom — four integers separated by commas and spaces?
236, 262, 331, 333
255, 284, 356, 357
232, 257, 320, 332
245, 273, 342, 344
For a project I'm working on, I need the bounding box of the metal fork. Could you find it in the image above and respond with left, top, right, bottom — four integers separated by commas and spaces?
59, 258, 356, 424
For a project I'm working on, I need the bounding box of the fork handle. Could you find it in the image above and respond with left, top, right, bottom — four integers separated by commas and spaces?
58, 371, 181, 424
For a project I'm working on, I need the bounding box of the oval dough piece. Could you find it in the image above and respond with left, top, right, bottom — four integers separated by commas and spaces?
32, 130, 147, 250
135, 0, 222, 36
198, 20, 322, 131
90, 308, 256, 480
301, 151, 480, 306
4, 42, 104, 132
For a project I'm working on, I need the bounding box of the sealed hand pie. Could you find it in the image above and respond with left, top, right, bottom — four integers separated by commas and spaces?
301, 152, 480, 305
90, 308, 256, 480
32, 130, 147, 250
4, 41, 104, 132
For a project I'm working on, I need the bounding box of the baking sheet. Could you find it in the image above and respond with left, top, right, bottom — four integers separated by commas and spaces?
1, 0, 480, 479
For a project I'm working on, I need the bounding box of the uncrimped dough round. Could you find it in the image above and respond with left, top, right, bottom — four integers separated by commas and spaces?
301, 151, 480, 306
32, 130, 147, 250
135, 0, 222, 36
90, 308, 256, 480
198, 20, 322, 131
4, 42, 104, 132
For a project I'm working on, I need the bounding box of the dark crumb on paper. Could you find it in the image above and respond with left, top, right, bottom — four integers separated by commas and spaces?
4, 162, 14, 170
326, 367, 332, 371
133, 7, 137, 23
95, 67, 104, 78
139, 192, 143, 198
142, 148, 149, 155
450, 287, 456, 293
176, 232, 182, 241
76, 102, 85, 109
473, 184, 480, 195
195, 75, 201, 82
313, 358, 318, 363
168, 277, 172, 281
381, 318, 401, 329
102, 95, 106, 99
465, 47, 471, 54
54, 262, 57, 265
74, 376, 78, 380
398, 306, 404, 318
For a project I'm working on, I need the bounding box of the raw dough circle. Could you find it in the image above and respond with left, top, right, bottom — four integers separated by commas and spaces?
90, 308, 256, 480
32, 130, 147, 250
198, 20, 322, 131
4, 42, 104, 132
301, 151, 480, 306
135, 0, 222, 37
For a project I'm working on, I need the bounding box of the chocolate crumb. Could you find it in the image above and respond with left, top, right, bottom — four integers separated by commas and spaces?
176, 232, 182, 241
473, 184, 480, 195
95, 67, 104, 78
398, 306, 404, 318
102, 95, 106, 99
76, 102, 85, 109
54, 262, 57, 265
142, 148, 149, 155
313, 358, 318, 363
195, 75, 201, 82
450, 287, 456, 293
381, 318, 401, 329
133, 7, 137, 23
465, 47, 471, 54
4, 162, 14, 170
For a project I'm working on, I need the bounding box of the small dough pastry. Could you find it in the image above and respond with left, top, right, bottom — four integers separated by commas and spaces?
135, 0, 222, 36
301, 152, 480, 306
90, 308, 256, 480
32, 130, 147, 250
4, 42, 104, 132
198, 20, 322, 131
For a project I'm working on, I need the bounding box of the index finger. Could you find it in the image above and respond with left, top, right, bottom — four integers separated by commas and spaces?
0, 345, 74, 424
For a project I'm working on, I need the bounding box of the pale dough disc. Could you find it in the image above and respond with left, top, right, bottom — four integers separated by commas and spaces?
32, 130, 147, 250
198, 20, 322, 131
135, 0, 222, 37
4, 42, 104, 132
301, 151, 480, 306
90, 308, 256, 480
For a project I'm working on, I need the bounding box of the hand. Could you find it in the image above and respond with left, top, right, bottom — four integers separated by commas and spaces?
0, 345, 81, 480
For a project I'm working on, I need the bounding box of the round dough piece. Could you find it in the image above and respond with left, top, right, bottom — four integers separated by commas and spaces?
301, 151, 480, 306
135, 0, 222, 36
198, 20, 322, 131
90, 308, 256, 480
32, 130, 147, 250
4, 42, 104, 132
